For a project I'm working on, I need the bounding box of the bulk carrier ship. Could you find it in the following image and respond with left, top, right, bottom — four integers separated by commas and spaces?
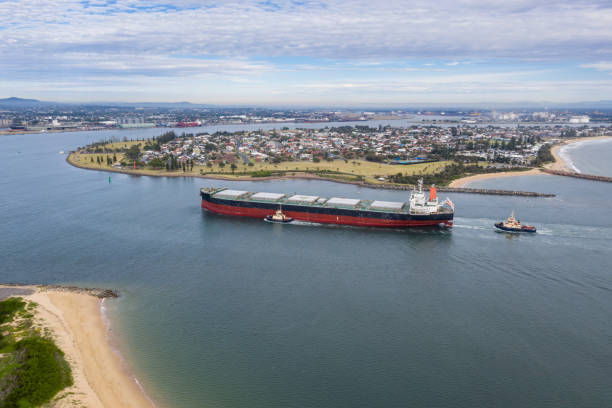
200, 180, 454, 228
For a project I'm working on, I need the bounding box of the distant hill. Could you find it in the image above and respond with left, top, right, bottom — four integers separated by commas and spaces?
0, 98, 217, 109
1, 96, 611, 111
561, 100, 612, 109
0, 97, 41, 105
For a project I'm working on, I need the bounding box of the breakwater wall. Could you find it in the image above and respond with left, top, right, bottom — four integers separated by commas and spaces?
355, 182, 555, 197
438, 187, 555, 197
541, 169, 612, 183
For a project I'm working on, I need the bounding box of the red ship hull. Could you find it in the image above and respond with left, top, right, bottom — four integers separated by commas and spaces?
201, 200, 453, 228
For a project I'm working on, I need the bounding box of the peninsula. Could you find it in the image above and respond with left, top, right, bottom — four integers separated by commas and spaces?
66, 125, 612, 189
66, 124, 563, 187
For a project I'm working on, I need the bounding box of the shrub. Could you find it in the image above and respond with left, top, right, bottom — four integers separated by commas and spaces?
0, 298, 26, 324
1, 337, 73, 407
250, 170, 274, 177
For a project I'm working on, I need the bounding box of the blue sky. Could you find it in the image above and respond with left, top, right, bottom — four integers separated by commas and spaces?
2, 0, 612, 105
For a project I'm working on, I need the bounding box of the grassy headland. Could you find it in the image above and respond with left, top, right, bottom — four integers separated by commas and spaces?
68, 136, 536, 187
69, 149, 457, 184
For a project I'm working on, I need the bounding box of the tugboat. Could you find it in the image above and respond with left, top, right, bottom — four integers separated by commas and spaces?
495, 211, 536, 233
265, 208, 294, 224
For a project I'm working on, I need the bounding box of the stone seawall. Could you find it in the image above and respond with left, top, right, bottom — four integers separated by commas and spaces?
356, 182, 555, 197
439, 187, 555, 197
541, 169, 612, 183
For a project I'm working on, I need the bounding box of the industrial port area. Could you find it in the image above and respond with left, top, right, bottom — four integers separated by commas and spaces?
1, 97, 611, 134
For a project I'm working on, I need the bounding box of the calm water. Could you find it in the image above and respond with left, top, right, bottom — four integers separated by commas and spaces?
1, 129, 612, 408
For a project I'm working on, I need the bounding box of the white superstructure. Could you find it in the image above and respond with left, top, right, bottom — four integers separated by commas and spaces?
409, 179, 450, 215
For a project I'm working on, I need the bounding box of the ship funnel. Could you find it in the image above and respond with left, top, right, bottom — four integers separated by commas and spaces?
429, 185, 437, 201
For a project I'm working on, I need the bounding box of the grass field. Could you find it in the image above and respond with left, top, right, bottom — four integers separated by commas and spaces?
97, 140, 142, 150
216, 159, 453, 183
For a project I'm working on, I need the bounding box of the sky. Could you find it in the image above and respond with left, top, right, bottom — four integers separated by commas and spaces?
2, 0, 612, 106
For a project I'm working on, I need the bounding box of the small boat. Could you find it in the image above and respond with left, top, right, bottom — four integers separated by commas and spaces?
495, 211, 536, 233
265, 208, 294, 224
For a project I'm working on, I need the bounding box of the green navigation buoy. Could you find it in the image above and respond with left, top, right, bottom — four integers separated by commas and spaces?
108, 176, 112, 184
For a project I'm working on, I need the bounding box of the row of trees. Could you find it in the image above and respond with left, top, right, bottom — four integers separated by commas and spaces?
386, 162, 529, 186
147, 156, 198, 172
90, 155, 117, 165
533, 144, 554, 166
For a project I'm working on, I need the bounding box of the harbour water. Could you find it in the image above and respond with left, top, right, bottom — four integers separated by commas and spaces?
1, 129, 612, 407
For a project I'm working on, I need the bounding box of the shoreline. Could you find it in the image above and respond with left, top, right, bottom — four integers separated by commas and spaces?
66, 153, 549, 194
546, 135, 612, 172
1, 284, 155, 408
5, 119, 612, 137
68, 136, 611, 192
67, 153, 376, 186
449, 135, 612, 187
2, 118, 413, 137
447, 169, 544, 188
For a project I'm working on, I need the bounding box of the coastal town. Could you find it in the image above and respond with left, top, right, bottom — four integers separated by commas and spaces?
70, 124, 612, 185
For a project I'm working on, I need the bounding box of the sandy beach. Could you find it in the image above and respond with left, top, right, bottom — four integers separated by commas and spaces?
448, 169, 543, 188
1, 285, 154, 408
449, 135, 612, 187
545, 135, 612, 172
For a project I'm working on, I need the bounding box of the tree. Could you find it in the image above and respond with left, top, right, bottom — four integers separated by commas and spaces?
148, 158, 165, 169
508, 137, 517, 150
112, 153, 117, 163
231, 163, 237, 173
125, 145, 140, 161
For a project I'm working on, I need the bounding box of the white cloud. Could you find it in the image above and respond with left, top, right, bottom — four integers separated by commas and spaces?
581, 62, 612, 72
2, 0, 612, 102
2, 0, 612, 60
